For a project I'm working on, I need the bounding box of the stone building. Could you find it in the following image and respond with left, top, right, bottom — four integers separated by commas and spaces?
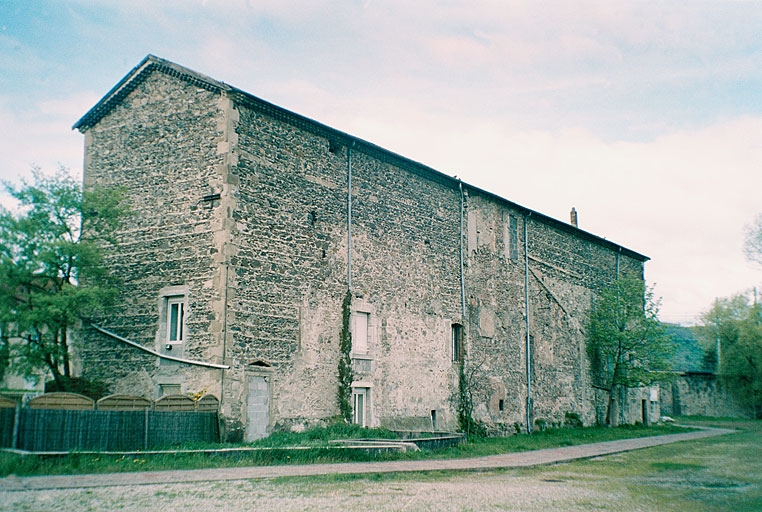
74, 55, 649, 440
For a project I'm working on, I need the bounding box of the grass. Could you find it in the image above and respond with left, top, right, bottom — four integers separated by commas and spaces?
5, 419, 760, 511
0, 421, 691, 477
512, 417, 762, 511
253, 417, 762, 511
249, 422, 399, 447
429, 423, 686, 459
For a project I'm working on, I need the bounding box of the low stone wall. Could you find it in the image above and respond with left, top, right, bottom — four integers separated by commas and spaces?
389, 430, 466, 449
661, 372, 749, 418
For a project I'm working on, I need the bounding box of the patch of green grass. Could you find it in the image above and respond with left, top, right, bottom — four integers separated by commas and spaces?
402, 423, 688, 461
268, 432, 762, 512
651, 462, 706, 472
516, 419, 762, 511
250, 422, 398, 447
0, 422, 691, 477
676, 415, 753, 428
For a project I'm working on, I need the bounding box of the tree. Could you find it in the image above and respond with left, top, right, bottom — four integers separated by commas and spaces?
695, 294, 762, 418
587, 273, 674, 426
0, 167, 126, 392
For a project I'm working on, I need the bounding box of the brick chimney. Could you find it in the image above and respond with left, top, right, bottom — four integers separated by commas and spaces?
570, 207, 578, 227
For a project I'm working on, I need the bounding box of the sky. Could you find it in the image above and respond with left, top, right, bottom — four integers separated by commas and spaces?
1, 0, 761, 325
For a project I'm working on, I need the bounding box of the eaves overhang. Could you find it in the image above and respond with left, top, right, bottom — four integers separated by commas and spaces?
73, 54, 231, 132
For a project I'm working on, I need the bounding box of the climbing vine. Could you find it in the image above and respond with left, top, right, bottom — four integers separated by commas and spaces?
457, 361, 482, 436
456, 347, 487, 437
337, 290, 354, 423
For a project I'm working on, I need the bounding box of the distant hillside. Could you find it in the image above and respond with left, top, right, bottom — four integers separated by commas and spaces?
665, 324, 710, 372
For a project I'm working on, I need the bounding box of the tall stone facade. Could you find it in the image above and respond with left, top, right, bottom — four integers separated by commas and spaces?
75, 56, 649, 440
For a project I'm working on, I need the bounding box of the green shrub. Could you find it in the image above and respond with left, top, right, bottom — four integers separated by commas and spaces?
564, 411, 583, 428
45, 376, 110, 400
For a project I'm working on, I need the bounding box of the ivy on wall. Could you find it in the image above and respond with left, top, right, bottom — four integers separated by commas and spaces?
457, 360, 485, 437
337, 291, 354, 422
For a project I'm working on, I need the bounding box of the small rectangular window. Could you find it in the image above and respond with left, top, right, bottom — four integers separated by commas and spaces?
508, 214, 518, 260
167, 297, 185, 343
352, 312, 369, 354
159, 383, 181, 396
452, 324, 463, 362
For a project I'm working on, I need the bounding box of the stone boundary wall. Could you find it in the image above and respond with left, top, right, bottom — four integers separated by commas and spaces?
661, 372, 750, 418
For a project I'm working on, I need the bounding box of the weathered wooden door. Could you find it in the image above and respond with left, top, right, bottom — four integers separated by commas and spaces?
246, 375, 269, 441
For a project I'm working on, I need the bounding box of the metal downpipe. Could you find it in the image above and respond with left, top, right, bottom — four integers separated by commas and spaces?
347, 142, 355, 291
459, 181, 466, 319
524, 212, 532, 433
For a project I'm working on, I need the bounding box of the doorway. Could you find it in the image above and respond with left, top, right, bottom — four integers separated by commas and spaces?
246, 374, 270, 441
352, 387, 369, 427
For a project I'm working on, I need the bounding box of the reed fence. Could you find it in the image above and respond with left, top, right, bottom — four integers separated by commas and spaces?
0, 392, 220, 452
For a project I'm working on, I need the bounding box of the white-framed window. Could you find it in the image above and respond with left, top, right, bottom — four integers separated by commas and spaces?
166, 297, 185, 344
351, 312, 369, 355
352, 387, 369, 427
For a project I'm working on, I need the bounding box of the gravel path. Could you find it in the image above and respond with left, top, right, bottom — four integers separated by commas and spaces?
1, 427, 734, 511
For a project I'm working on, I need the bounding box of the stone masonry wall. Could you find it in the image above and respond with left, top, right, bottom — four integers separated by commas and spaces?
349, 151, 462, 430
228, 103, 463, 431
79, 60, 648, 437
81, 70, 229, 401
463, 191, 645, 430
661, 373, 749, 418
225, 95, 647, 432
224, 103, 349, 431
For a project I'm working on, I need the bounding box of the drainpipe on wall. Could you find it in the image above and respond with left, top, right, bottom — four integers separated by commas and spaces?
220, 249, 230, 412
347, 141, 355, 292
524, 212, 533, 434
615, 246, 625, 425
458, 181, 466, 319
89, 323, 230, 369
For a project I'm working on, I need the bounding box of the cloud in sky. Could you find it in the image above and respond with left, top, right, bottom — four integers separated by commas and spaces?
1, 0, 761, 323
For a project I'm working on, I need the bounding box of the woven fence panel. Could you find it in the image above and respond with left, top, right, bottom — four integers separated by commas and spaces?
0, 407, 16, 448
85, 411, 147, 451
19, 409, 92, 451
154, 394, 196, 411
28, 392, 94, 410
196, 395, 220, 412
97, 395, 152, 411
16, 409, 219, 451
0, 396, 17, 408
148, 411, 219, 448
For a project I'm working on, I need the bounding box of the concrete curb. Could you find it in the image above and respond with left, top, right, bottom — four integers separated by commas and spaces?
0, 427, 734, 492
